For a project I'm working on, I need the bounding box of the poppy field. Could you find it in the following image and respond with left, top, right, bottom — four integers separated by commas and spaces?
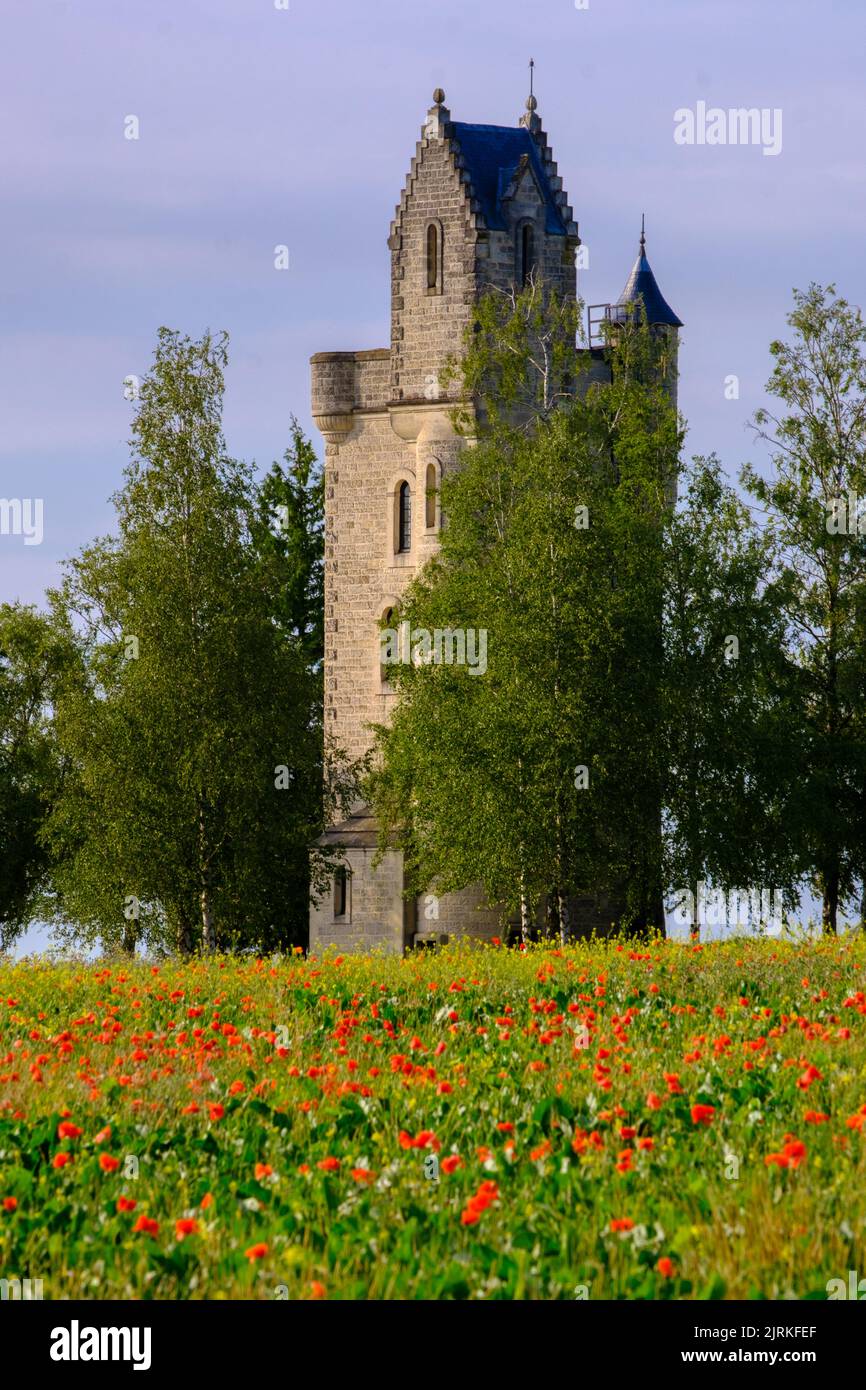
1, 937, 865, 1301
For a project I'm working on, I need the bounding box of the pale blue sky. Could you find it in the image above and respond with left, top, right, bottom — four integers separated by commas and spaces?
2, 0, 862, 951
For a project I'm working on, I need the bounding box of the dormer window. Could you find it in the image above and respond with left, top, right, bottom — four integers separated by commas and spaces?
520, 222, 535, 286
425, 221, 443, 294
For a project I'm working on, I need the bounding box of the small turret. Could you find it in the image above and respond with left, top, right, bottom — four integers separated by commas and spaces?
615, 216, 682, 328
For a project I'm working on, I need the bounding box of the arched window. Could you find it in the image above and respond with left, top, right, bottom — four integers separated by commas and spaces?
520, 223, 535, 286
426, 223, 439, 290
425, 463, 437, 529
398, 481, 411, 552
334, 865, 347, 918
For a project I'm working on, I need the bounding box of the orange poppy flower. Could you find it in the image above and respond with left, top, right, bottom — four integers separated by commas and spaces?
99, 1154, 120, 1172
133, 1215, 159, 1236
2, 1197, 17, 1212
245, 1243, 269, 1261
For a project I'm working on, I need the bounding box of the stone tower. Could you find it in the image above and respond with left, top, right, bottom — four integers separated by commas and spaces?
308, 88, 681, 955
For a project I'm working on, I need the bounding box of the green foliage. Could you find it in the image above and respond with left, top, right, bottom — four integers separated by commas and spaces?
0, 605, 78, 945
662, 456, 801, 910
742, 284, 866, 931
370, 280, 680, 937
42, 329, 329, 954
252, 416, 324, 671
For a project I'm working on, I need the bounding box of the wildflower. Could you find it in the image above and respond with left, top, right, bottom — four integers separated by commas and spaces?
99, 1154, 120, 1173
133, 1215, 159, 1236
245, 1243, 269, 1261
57, 1121, 83, 1140
610, 1218, 634, 1232
2, 1197, 17, 1212
175, 1218, 199, 1239
254, 1163, 273, 1180
200, 1193, 214, 1209
441, 1155, 463, 1175
656, 1256, 676, 1278
208, 1103, 224, 1121
52, 1152, 74, 1169
317, 1156, 340, 1172
310, 1281, 326, 1299
690, 1104, 715, 1126
117, 1196, 137, 1213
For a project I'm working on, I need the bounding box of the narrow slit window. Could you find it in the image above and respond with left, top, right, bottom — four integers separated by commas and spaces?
334, 866, 347, 918
426, 223, 439, 290
381, 607, 394, 686
398, 481, 411, 552
521, 224, 535, 285
425, 463, 436, 529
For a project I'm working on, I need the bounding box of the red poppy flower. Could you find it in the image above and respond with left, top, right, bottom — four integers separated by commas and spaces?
656, 1256, 675, 1277
351, 1167, 376, 1182
441, 1155, 463, 1174
117, 1196, 137, 1213
93, 1126, 112, 1144
175, 1218, 199, 1239
133, 1215, 159, 1236
57, 1121, 82, 1140
254, 1163, 273, 1179
690, 1104, 715, 1126
310, 1281, 326, 1300
2, 1197, 17, 1212
52, 1152, 73, 1169
317, 1156, 340, 1172
207, 1103, 224, 1121
99, 1154, 120, 1173
200, 1192, 214, 1209
610, 1218, 634, 1232
245, 1243, 269, 1261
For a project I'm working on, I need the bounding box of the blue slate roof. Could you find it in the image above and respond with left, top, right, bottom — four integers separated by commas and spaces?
450, 123, 569, 234
616, 242, 683, 327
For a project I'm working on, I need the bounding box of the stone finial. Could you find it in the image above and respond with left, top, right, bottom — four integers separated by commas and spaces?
425, 87, 450, 140
519, 91, 542, 134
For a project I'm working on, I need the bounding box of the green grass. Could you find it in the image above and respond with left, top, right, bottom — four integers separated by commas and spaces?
1, 936, 865, 1299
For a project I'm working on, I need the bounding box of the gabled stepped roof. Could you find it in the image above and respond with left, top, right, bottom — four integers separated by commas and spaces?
616, 219, 683, 327
450, 123, 569, 234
